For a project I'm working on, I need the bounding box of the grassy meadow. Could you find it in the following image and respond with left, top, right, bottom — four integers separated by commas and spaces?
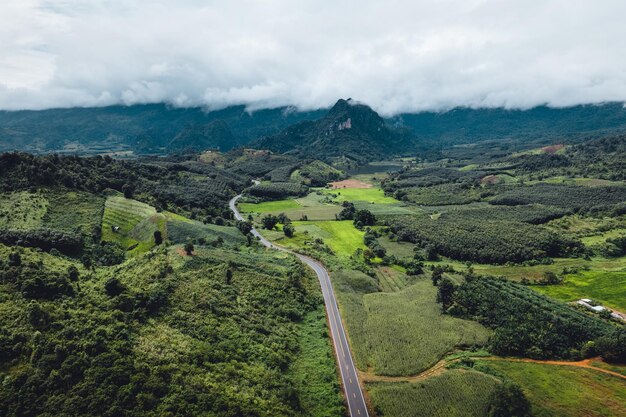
534, 271, 626, 311
477, 360, 626, 417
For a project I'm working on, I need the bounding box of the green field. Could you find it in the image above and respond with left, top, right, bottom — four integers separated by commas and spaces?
239, 199, 302, 213
367, 370, 499, 417
166, 213, 245, 246
0, 191, 48, 229
101, 195, 165, 255
333, 272, 491, 376
239, 194, 341, 221
581, 228, 626, 246
426, 255, 626, 282
477, 360, 626, 417
534, 271, 626, 311
320, 187, 398, 204
378, 236, 416, 260
271, 220, 366, 257
43, 190, 105, 233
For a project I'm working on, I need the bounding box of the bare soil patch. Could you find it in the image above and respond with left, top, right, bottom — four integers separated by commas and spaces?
329, 179, 373, 189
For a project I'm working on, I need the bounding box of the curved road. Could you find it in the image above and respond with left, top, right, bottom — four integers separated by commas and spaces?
229, 194, 369, 417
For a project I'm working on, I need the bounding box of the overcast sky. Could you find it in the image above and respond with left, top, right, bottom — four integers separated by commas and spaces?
1, 0, 626, 114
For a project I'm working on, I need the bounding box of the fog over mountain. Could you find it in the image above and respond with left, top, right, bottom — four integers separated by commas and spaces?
2, 1, 626, 114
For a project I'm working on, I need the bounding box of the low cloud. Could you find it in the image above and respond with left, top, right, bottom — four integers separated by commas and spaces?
1, 0, 626, 114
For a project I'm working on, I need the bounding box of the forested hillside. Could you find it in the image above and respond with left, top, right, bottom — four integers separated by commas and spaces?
0, 152, 344, 417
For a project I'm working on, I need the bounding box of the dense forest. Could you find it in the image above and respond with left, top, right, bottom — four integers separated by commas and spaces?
0, 246, 342, 416
0, 152, 248, 215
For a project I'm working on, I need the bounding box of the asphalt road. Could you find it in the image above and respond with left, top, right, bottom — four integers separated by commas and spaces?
229, 194, 369, 417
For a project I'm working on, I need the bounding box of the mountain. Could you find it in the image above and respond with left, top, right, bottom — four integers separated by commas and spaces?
253, 99, 412, 163
0, 104, 325, 155
168, 120, 238, 152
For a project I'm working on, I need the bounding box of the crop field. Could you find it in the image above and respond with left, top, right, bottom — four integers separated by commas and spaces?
353, 201, 419, 217
359, 279, 491, 375
332, 272, 490, 376
477, 360, 626, 417
166, 213, 244, 246
101, 195, 164, 254
376, 266, 416, 292
319, 187, 398, 204
0, 191, 48, 229
43, 190, 105, 233
238, 199, 302, 213
534, 271, 626, 311
367, 370, 499, 417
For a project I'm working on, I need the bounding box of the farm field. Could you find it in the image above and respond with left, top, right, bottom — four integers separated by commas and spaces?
281, 220, 366, 257
319, 187, 398, 204
238, 199, 301, 213
367, 370, 499, 417
477, 360, 626, 417
43, 190, 105, 233
165, 212, 245, 246
333, 272, 490, 376
239, 193, 341, 221
533, 271, 626, 311
0, 191, 48, 229
101, 195, 165, 255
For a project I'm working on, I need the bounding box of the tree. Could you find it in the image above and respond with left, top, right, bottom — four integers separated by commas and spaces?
425, 244, 439, 261
436, 277, 456, 310
67, 265, 80, 282
153, 230, 163, 245
354, 209, 375, 226
104, 277, 125, 297
337, 202, 356, 220
431, 266, 444, 286
236, 221, 252, 235
283, 224, 295, 238
8, 251, 21, 267
262, 215, 279, 230
184, 241, 195, 256
595, 328, 626, 363
488, 382, 531, 417
277, 213, 291, 224
122, 183, 134, 199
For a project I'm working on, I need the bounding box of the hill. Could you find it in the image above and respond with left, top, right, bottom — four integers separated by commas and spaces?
253, 99, 412, 164
0, 104, 325, 155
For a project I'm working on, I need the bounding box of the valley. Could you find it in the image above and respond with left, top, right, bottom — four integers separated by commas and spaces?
1, 100, 625, 417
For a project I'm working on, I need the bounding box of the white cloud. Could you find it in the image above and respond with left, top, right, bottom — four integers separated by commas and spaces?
0, 0, 625, 114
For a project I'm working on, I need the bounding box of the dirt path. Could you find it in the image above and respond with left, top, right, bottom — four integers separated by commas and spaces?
481, 356, 626, 380
358, 356, 626, 383
358, 359, 449, 383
